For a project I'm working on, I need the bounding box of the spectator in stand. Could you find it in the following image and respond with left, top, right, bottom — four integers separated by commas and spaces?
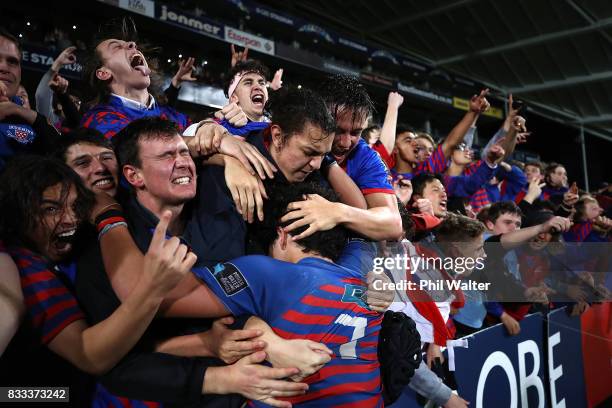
164, 57, 197, 108
16, 85, 30, 109
459, 94, 525, 212
457, 202, 565, 336
390, 89, 490, 182
221, 59, 272, 133
514, 161, 546, 203
81, 19, 191, 139
0, 155, 196, 405
0, 27, 60, 171
543, 163, 569, 204
565, 195, 611, 243
484, 161, 527, 203
35, 46, 82, 132
411, 173, 448, 219
370, 91, 403, 168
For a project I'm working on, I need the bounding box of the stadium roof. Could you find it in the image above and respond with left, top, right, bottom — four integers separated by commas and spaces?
258, 0, 612, 141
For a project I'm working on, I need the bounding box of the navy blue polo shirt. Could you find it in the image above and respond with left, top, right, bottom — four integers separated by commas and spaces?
124, 164, 246, 267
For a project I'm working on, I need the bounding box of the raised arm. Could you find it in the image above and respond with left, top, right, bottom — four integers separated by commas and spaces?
379, 92, 404, 154
499, 216, 571, 249
44, 211, 196, 375
440, 89, 490, 157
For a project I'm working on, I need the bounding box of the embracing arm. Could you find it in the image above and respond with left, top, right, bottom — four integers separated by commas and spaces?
326, 163, 367, 209
98, 219, 229, 318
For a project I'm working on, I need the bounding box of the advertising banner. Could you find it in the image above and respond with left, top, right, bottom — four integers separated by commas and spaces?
157, 4, 224, 39
224, 26, 275, 55
21, 45, 83, 79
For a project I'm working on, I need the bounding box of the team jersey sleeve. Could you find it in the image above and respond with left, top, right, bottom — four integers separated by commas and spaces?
352, 142, 394, 195
446, 161, 496, 197
500, 165, 528, 201
9, 247, 84, 345
336, 239, 376, 277
80, 109, 131, 140
191, 255, 299, 322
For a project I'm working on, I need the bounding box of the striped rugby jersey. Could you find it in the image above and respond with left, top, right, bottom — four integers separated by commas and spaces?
192, 240, 383, 407
340, 139, 394, 196
7, 246, 162, 408
81, 95, 190, 140
415, 144, 447, 175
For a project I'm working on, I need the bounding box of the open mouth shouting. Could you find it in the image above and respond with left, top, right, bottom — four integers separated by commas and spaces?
130, 53, 151, 76
251, 92, 265, 108
53, 227, 77, 255
439, 199, 448, 211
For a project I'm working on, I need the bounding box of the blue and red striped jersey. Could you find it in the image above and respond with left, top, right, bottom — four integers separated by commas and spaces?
341, 139, 394, 196
563, 221, 594, 243
415, 144, 447, 175
81, 95, 191, 139
192, 241, 383, 407
8, 246, 163, 408
463, 160, 491, 212
7, 246, 84, 345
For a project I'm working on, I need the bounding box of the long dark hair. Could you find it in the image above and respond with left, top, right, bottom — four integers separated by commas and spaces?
0, 155, 95, 248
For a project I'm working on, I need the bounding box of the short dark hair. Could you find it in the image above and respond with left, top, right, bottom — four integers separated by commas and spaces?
249, 181, 348, 261
435, 212, 485, 242
83, 17, 140, 104
486, 201, 523, 224
268, 87, 335, 144
54, 127, 113, 162
113, 117, 179, 169
0, 27, 22, 58
0, 155, 94, 247
524, 161, 544, 174
318, 74, 374, 122
544, 162, 565, 183
411, 173, 444, 198
224, 59, 271, 98
396, 124, 415, 136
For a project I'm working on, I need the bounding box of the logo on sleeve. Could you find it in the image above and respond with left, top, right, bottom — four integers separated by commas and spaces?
341, 284, 368, 309
211, 263, 248, 296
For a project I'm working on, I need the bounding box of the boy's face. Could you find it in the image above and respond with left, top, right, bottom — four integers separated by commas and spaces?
548, 166, 568, 187
394, 131, 419, 164
271, 123, 332, 183
128, 134, 197, 206
65, 142, 119, 197
488, 213, 521, 235
229, 72, 268, 121
96, 39, 151, 92
415, 137, 434, 161
331, 108, 368, 164
525, 165, 543, 182
420, 179, 447, 217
